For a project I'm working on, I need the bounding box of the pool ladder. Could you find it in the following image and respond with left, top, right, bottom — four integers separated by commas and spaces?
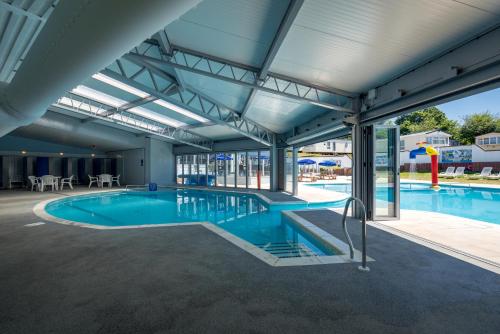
341, 197, 369, 272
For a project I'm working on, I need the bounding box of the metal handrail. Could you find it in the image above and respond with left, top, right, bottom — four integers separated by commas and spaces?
341, 196, 369, 272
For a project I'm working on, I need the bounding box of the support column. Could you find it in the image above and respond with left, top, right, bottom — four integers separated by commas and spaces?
292, 146, 298, 196
352, 124, 373, 220
270, 135, 278, 191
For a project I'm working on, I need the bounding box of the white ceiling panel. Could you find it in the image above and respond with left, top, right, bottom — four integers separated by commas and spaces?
270, 0, 500, 92
165, 0, 290, 67
245, 91, 326, 133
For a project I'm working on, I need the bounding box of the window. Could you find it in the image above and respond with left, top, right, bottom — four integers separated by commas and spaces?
176, 156, 183, 184
236, 152, 247, 188
484, 138, 490, 145
400, 140, 405, 150
490, 137, 497, 144
225, 153, 236, 187
176, 151, 272, 190
248, 151, 259, 189
478, 138, 484, 145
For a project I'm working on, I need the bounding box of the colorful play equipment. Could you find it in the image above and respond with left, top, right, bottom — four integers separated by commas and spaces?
409, 142, 440, 190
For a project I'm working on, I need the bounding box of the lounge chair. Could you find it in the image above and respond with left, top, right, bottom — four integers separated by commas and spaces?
438, 167, 455, 177
468, 167, 492, 180
486, 172, 500, 180
445, 166, 465, 179
60, 175, 74, 190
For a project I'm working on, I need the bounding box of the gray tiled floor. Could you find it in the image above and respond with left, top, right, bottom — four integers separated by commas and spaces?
0, 189, 499, 334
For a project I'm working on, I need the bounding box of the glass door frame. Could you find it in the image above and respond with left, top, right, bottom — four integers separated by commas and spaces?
372, 125, 400, 220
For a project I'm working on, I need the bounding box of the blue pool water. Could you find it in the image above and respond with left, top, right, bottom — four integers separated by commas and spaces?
307, 183, 500, 225
46, 189, 340, 258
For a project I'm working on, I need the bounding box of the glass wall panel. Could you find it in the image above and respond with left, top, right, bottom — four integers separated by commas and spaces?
197, 154, 207, 186
176, 156, 183, 184
259, 150, 270, 190
247, 151, 259, 189
225, 152, 236, 187
374, 126, 399, 218
236, 152, 247, 188
208, 154, 216, 186
182, 155, 191, 184
216, 154, 225, 187
191, 154, 199, 185
285, 148, 293, 193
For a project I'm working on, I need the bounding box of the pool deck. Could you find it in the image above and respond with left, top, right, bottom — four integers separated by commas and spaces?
0, 188, 499, 333
299, 177, 500, 272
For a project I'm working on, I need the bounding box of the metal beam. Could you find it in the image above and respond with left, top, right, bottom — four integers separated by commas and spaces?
241, 0, 304, 117
0, 1, 49, 22
52, 92, 213, 151
129, 42, 355, 113
360, 25, 500, 124
104, 57, 275, 146
151, 29, 188, 90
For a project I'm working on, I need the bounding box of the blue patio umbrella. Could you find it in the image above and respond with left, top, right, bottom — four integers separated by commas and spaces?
216, 153, 233, 160
297, 158, 316, 165
319, 160, 337, 167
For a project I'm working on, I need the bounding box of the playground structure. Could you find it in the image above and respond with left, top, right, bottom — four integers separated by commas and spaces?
409, 142, 440, 189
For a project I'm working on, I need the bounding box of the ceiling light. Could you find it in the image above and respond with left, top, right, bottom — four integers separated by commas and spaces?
92, 73, 149, 98
91, 153, 95, 157
59, 152, 64, 156
21, 150, 27, 154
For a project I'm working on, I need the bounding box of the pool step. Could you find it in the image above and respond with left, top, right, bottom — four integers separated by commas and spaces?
255, 242, 318, 258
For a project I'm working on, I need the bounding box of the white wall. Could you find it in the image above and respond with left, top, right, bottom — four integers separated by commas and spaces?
400, 144, 500, 164
111, 149, 145, 185
146, 138, 175, 185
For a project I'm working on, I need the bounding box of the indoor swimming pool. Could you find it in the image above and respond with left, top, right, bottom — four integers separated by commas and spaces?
44, 189, 345, 259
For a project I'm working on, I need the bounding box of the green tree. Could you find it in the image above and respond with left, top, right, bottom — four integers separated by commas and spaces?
395, 107, 459, 138
458, 111, 499, 144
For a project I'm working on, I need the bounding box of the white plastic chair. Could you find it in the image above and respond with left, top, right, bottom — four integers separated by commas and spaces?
40, 175, 56, 192
438, 167, 455, 177
111, 174, 121, 186
61, 175, 74, 190
88, 175, 99, 188
28, 176, 40, 192
445, 166, 465, 179
99, 174, 112, 188
468, 167, 492, 180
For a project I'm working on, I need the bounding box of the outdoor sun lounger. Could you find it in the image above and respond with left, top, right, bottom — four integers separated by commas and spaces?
438, 167, 455, 177
468, 167, 492, 179
445, 166, 465, 178
486, 172, 500, 180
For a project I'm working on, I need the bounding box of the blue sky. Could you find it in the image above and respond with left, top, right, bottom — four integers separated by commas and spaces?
437, 88, 500, 123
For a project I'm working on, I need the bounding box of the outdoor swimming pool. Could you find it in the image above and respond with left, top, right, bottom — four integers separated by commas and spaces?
44, 189, 343, 259
307, 182, 500, 225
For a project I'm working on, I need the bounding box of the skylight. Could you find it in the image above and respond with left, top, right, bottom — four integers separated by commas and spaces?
93, 73, 210, 123
92, 73, 149, 98
70, 85, 186, 128
153, 99, 210, 123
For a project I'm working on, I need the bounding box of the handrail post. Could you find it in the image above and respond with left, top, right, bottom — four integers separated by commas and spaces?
341, 196, 369, 272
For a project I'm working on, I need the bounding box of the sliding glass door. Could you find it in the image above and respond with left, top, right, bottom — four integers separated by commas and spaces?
373, 125, 400, 219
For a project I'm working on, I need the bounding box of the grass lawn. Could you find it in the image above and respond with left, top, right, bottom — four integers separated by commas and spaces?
401, 172, 500, 185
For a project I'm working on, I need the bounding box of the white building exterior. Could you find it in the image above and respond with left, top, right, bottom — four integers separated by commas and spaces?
301, 139, 352, 154
476, 132, 500, 151
400, 130, 451, 152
